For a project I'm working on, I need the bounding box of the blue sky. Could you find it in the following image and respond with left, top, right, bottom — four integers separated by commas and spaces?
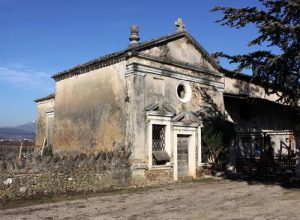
0, 0, 262, 126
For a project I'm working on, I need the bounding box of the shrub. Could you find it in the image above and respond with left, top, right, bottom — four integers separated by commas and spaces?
43, 145, 53, 156
202, 117, 235, 171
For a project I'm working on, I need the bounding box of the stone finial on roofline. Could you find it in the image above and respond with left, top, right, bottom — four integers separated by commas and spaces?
129, 24, 140, 46
175, 18, 185, 32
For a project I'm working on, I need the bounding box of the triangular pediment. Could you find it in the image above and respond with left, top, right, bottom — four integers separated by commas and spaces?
145, 103, 176, 116
135, 32, 219, 72
172, 111, 201, 126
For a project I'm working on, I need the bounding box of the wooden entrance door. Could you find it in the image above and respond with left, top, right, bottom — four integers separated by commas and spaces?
177, 135, 189, 178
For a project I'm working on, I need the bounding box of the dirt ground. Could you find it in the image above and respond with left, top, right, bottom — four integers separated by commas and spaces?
1, 178, 300, 220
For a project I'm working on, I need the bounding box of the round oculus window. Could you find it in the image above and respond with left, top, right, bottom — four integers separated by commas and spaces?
176, 81, 192, 103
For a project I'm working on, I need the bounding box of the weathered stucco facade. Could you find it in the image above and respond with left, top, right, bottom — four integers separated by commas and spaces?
35, 20, 300, 182
35, 94, 55, 152
35, 21, 224, 182
53, 62, 127, 154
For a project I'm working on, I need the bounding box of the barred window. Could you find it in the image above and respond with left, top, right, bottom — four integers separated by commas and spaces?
152, 124, 166, 151
152, 124, 170, 165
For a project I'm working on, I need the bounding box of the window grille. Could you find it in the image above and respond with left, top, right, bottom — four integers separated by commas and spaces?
152, 124, 166, 151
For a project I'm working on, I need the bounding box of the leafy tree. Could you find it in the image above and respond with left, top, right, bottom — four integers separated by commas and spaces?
212, 0, 300, 106
201, 117, 235, 171
195, 87, 235, 171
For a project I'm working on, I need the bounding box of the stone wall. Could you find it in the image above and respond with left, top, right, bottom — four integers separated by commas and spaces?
0, 147, 132, 204
145, 168, 173, 183
0, 144, 177, 204
131, 167, 174, 186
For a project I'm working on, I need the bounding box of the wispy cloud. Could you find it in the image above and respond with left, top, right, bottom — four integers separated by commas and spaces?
0, 63, 53, 92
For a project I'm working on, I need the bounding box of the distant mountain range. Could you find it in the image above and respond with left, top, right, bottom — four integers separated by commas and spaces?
0, 122, 36, 140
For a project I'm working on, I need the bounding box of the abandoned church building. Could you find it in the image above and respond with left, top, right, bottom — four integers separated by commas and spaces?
35, 19, 300, 182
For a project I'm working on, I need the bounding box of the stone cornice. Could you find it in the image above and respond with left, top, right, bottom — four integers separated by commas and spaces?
126, 63, 224, 91
52, 55, 127, 82
137, 53, 223, 78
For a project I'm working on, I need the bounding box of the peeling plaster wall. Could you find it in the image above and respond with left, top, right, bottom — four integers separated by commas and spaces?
53, 62, 127, 154
125, 74, 146, 164
142, 37, 218, 72
48, 38, 224, 164
144, 74, 223, 160
144, 73, 223, 114
35, 98, 55, 151
127, 52, 224, 114
126, 54, 224, 164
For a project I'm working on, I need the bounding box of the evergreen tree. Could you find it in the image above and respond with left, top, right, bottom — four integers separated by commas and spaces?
212, 0, 300, 106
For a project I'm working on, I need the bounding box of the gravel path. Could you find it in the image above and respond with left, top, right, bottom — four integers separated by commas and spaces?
1, 179, 300, 220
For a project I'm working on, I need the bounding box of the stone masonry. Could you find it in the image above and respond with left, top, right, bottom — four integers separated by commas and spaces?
0, 143, 176, 203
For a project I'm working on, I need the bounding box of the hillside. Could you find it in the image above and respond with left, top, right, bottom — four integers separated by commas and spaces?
0, 122, 36, 140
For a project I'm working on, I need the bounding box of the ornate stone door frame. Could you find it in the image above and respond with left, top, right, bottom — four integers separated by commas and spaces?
146, 105, 202, 181
172, 112, 202, 181
173, 127, 194, 180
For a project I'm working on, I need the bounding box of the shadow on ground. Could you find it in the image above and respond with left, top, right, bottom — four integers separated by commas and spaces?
225, 173, 300, 189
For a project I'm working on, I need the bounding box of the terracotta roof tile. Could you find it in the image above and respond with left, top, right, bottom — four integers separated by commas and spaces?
34, 93, 55, 103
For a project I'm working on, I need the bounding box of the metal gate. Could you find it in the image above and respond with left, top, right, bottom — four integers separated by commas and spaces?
236, 157, 296, 178
235, 131, 297, 179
